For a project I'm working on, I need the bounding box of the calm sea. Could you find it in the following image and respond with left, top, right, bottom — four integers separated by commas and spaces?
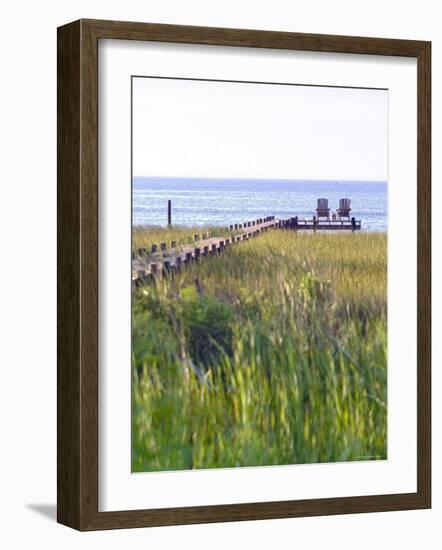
133, 177, 387, 232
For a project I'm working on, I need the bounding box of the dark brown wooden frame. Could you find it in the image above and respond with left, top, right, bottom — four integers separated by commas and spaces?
57, 18, 431, 531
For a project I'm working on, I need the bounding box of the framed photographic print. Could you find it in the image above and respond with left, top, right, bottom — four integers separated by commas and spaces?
57, 19, 431, 530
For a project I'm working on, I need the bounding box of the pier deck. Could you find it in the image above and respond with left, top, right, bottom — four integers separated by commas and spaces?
284, 217, 361, 231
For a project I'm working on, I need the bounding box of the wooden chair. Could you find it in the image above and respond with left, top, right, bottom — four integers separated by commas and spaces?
337, 198, 351, 219
316, 198, 330, 219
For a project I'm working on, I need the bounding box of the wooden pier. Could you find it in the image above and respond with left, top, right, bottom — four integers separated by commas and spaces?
281, 216, 361, 231
132, 216, 279, 284
132, 214, 361, 285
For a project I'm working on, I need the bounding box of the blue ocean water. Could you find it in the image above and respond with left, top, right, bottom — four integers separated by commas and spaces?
133, 177, 387, 232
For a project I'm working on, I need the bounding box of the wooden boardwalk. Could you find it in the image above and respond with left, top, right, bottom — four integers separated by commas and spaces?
132, 216, 278, 283
132, 214, 361, 284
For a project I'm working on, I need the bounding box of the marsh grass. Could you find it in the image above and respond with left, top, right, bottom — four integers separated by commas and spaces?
132, 229, 387, 471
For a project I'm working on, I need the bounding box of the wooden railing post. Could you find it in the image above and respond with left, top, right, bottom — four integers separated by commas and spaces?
150, 263, 158, 277
163, 260, 171, 273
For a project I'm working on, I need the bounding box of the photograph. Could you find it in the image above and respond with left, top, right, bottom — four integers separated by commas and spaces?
131, 75, 388, 473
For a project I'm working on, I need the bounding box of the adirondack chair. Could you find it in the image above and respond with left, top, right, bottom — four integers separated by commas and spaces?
337, 198, 351, 219
316, 198, 330, 219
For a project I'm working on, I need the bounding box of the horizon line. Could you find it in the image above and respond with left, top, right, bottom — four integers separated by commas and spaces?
133, 175, 388, 183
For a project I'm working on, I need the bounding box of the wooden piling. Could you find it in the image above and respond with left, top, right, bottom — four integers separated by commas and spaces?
168, 199, 172, 226
160, 242, 166, 252
194, 247, 201, 260
151, 244, 158, 253
163, 260, 171, 273
150, 263, 158, 276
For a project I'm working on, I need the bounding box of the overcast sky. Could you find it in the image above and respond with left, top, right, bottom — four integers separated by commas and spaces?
132, 77, 388, 181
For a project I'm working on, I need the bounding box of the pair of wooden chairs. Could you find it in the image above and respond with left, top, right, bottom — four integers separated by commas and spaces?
316, 198, 351, 220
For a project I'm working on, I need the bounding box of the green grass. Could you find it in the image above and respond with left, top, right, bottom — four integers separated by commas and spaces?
132, 228, 387, 472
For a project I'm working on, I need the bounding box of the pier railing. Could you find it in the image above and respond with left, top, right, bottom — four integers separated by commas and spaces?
282, 216, 361, 231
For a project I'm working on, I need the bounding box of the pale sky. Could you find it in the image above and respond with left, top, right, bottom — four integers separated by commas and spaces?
132, 77, 388, 181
